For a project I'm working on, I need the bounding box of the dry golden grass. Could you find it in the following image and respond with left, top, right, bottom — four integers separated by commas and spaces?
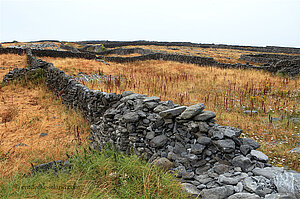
120, 45, 300, 65
0, 53, 27, 80
0, 81, 90, 180
0, 54, 90, 180
41, 56, 299, 171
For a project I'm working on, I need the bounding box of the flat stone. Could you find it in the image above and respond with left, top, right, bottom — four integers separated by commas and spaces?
252, 167, 283, 179
232, 155, 255, 172
197, 136, 211, 145
250, 150, 269, 163
143, 96, 160, 102
240, 138, 260, 150
191, 144, 206, 154
178, 103, 205, 120
153, 158, 174, 170
193, 110, 216, 121
40, 133, 48, 137
240, 145, 252, 156
218, 173, 248, 185
159, 106, 186, 119
150, 135, 168, 148
123, 112, 140, 123
120, 93, 146, 102
289, 147, 300, 154
153, 105, 169, 113
182, 171, 195, 179
244, 110, 258, 114
228, 193, 260, 199
194, 174, 214, 184
265, 193, 296, 199
243, 177, 257, 193
213, 163, 230, 174
274, 169, 300, 199
181, 183, 201, 197
200, 185, 235, 199
214, 139, 235, 153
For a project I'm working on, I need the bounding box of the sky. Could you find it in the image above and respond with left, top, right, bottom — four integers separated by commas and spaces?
1, 0, 300, 47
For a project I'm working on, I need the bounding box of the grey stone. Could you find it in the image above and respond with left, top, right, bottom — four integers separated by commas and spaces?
234, 182, 244, 192
252, 167, 283, 179
265, 193, 296, 199
193, 110, 216, 121
191, 144, 206, 154
214, 139, 235, 153
240, 145, 252, 156
182, 171, 195, 179
232, 155, 255, 172
159, 106, 186, 119
120, 93, 146, 102
240, 138, 260, 150
123, 112, 140, 123
153, 105, 169, 113
244, 110, 258, 114
223, 129, 237, 138
194, 174, 214, 184
40, 133, 48, 137
228, 193, 260, 199
243, 177, 258, 193
212, 131, 224, 140
150, 135, 168, 148
146, 131, 155, 140
181, 183, 201, 197
274, 169, 300, 199
250, 150, 269, 163
178, 103, 205, 120
143, 96, 160, 102
218, 173, 248, 185
200, 185, 235, 199
153, 157, 174, 170
289, 147, 300, 154
213, 163, 230, 174
197, 136, 211, 145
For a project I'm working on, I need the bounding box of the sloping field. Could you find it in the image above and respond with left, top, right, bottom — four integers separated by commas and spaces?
40, 56, 300, 171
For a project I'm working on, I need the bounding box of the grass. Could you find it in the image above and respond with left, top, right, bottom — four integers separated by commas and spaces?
40, 57, 299, 172
0, 146, 188, 199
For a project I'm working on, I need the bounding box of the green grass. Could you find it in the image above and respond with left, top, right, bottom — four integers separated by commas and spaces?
0, 145, 187, 199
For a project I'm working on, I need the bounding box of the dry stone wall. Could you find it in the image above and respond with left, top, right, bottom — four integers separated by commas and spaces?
1, 50, 300, 199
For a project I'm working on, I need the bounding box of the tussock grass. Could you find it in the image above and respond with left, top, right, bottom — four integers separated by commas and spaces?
0, 146, 187, 199
41, 57, 299, 171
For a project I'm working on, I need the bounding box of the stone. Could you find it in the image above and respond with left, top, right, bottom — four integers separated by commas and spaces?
252, 167, 283, 179
181, 183, 200, 197
243, 177, 258, 193
212, 131, 224, 140
193, 110, 216, 121
146, 131, 155, 140
240, 138, 260, 150
200, 185, 235, 199
234, 182, 244, 192
250, 150, 269, 163
214, 139, 235, 153
120, 93, 146, 102
197, 136, 211, 145
178, 103, 205, 120
240, 145, 252, 156
15, 143, 28, 147
289, 147, 300, 154
191, 144, 206, 154
194, 174, 214, 184
218, 173, 248, 185
153, 157, 174, 170
159, 106, 186, 119
123, 112, 140, 123
182, 171, 195, 179
244, 110, 258, 114
274, 169, 300, 199
213, 163, 230, 174
153, 105, 169, 113
265, 193, 296, 199
143, 96, 160, 102
232, 155, 255, 172
195, 166, 210, 175
150, 135, 168, 148
40, 133, 48, 137
228, 193, 260, 199
223, 129, 237, 138
174, 142, 186, 154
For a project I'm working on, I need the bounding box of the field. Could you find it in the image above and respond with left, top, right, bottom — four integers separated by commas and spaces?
41, 56, 300, 172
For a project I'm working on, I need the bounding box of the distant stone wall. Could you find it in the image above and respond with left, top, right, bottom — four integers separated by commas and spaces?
76, 40, 300, 54
2, 50, 299, 199
240, 54, 300, 64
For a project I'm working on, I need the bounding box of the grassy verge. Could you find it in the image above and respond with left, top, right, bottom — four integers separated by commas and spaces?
1, 146, 187, 199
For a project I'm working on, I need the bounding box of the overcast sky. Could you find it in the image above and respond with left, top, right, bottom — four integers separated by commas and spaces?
1, 0, 299, 47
